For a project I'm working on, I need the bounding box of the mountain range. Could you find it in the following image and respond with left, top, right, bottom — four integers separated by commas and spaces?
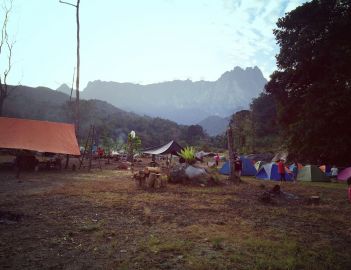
2, 85, 192, 147
59, 66, 267, 128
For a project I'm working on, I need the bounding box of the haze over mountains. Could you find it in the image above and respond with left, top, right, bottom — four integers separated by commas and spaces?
59, 66, 266, 128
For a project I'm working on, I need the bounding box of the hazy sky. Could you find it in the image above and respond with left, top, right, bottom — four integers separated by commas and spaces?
2, 0, 306, 90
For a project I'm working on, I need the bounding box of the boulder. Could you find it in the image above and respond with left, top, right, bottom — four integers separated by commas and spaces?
169, 164, 188, 183
185, 166, 207, 179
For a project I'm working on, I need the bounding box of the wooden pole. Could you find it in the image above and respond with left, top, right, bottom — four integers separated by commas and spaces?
88, 125, 94, 171
75, 0, 80, 136
227, 126, 240, 183
59, 0, 80, 136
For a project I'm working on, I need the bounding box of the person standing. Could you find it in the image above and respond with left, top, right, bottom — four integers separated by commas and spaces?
215, 153, 220, 167
291, 161, 298, 182
234, 158, 242, 177
331, 165, 338, 181
278, 159, 286, 182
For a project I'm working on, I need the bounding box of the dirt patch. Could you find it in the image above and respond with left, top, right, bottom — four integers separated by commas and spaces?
0, 170, 350, 269
0, 210, 24, 224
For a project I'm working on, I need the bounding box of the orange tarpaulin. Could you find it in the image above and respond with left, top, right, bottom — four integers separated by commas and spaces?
0, 117, 80, 155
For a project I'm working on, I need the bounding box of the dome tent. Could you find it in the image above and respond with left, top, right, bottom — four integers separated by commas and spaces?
337, 167, 351, 181
297, 165, 330, 182
219, 156, 257, 176
256, 162, 293, 181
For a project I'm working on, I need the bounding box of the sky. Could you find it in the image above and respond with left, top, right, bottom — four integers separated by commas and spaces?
1, 0, 307, 90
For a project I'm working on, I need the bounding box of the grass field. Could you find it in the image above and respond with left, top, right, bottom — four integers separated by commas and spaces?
0, 168, 350, 269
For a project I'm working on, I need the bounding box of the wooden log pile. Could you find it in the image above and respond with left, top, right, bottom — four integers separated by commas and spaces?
133, 166, 167, 189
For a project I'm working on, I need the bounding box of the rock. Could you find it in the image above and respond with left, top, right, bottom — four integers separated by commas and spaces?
185, 166, 207, 179
169, 164, 188, 183
169, 164, 216, 186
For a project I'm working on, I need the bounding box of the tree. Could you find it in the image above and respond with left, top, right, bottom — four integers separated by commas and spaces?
265, 0, 351, 165
0, 0, 15, 116
227, 126, 240, 183
186, 125, 205, 144
230, 110, 254, 154
126, 130, 141, 162
250, 93, 280, 152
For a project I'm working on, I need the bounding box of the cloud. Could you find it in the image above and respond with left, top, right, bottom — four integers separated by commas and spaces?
221, 0, 306, 78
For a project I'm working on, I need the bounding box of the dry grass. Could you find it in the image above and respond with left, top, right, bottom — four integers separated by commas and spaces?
0, 169, 350, 269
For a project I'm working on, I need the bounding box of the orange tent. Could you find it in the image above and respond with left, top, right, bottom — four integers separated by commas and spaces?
0, 117, 80, 155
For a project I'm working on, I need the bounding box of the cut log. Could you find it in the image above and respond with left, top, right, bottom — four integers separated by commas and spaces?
144, 166, 161, 174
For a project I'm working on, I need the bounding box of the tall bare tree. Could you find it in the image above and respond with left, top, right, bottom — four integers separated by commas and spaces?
59, 0, 80, 135
227, 126, 241, 184
0, 0, 15, 116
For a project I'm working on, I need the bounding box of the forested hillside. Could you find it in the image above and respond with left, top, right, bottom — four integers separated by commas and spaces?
2, 86, 208, 148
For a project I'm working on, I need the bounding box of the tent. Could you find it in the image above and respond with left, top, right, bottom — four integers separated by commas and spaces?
297, 165, 330, 182
256, 162, 293, 181
254, 161, 266, 171
319, 165, 332, 177
337, 167, 351, 181
0, 117, 80, 155
142, 140, 183, 156
219, 157, 257, 176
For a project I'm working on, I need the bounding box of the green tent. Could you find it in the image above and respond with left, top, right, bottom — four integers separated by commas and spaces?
297, 165, 330, 182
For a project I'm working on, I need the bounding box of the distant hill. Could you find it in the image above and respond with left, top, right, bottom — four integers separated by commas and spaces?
1, 85, 198, 147
80, 66, 267, 124
57, 83, 72, 97
198, 115, 230, 136
4, 85, 70, 122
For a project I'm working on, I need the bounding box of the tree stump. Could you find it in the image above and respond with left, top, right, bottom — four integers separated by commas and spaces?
146, 173, 157, 188
161, 175, 168, 187
154, 174, 162, 189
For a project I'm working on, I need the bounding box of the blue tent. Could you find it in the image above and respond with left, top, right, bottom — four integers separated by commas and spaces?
219, 157, 257, 176
219, 161, 231, 175
256, 163, 293, 181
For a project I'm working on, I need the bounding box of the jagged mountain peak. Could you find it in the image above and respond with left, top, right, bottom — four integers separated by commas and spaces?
56, 83, 72, 96
81, 66, 267, 125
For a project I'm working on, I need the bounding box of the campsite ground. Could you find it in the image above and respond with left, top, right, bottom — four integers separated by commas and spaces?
0, 164, 351, 270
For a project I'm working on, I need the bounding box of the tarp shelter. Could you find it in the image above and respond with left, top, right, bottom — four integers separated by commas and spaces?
195, 151, 216, 159
0, 117, 80, 155
142, 140, 183, 156
256, 162, 293, 181
297, 165, 330, 182
337, 167, 351, 181
219, 157, 257, 176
